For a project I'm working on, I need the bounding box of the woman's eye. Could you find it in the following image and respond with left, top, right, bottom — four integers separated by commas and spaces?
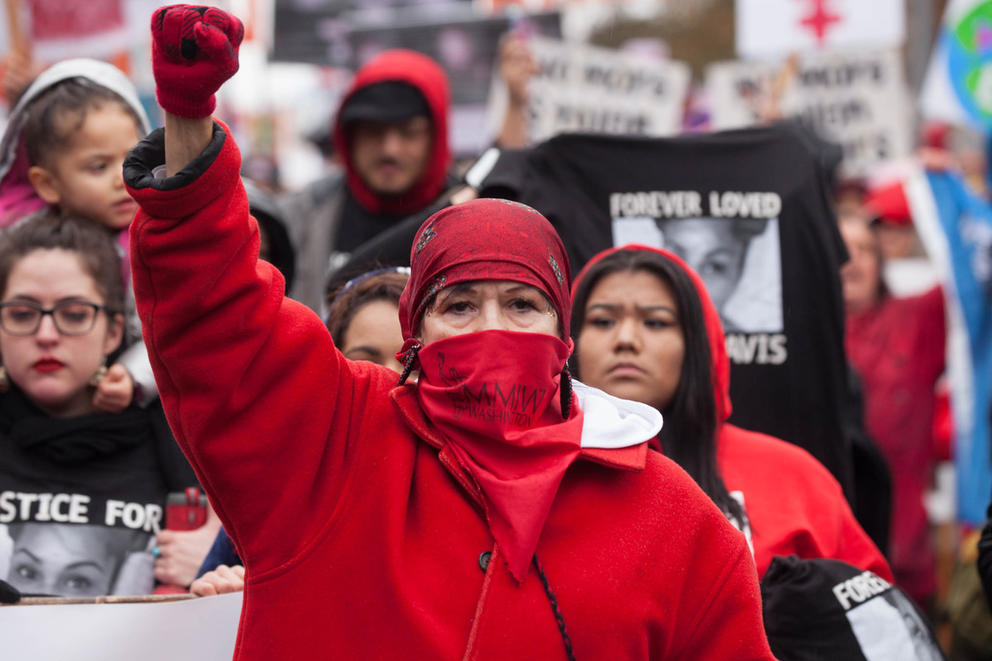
87, 162, 108, 173
63, 575, 92, 590
509, 298, 538, 312
444, 300, 473, 314
644, 318, 673, 330
15, 564, 37, 580
700, 259, 731, 276
587, 317, 614, 329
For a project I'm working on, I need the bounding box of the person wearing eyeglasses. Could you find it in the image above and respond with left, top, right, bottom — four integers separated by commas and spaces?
0, 212, 202, 598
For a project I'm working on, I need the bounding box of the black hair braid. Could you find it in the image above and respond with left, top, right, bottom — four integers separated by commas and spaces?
534, 555, 576, 661
397, 343, 421, 386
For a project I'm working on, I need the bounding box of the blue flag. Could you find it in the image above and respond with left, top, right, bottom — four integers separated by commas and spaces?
908, 170, 992, 524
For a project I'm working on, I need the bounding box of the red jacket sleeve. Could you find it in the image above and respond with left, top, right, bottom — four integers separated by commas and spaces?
124, 123, 379, 573
916, 286, 947, 385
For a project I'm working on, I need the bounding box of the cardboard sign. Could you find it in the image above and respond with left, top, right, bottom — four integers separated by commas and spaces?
736, 0, 905, 58
706, 49, 911, 178
494, 37, 689, 143
0, 592, 241, 660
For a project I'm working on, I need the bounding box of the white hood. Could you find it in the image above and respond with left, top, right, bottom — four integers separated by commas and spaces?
574, 380, 663, 449
0, 59, 151, 220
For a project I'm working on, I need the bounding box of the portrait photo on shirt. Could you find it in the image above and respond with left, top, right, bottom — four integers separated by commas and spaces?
846, 587, 944, 661
611, 214, 783, 333
0, 522, 152, 598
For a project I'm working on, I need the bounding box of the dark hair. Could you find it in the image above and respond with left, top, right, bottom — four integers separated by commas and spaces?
0, 211, 125, 314
23, 77, 142, 168
570, 249, 747, 529
325, 268, 409, 346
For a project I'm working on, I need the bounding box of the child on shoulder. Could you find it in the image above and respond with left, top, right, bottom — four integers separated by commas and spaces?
0, 59, 156, 412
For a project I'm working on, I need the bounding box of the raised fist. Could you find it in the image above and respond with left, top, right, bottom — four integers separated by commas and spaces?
151, 4, 244, 118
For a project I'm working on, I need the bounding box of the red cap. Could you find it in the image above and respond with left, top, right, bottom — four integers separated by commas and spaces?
863, 181, 911, 227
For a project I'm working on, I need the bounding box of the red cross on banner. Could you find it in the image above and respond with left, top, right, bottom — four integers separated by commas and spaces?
797, 0, 844, 45
736, 0, 905, 58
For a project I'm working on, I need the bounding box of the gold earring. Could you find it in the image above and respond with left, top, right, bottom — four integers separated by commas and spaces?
88, 365, 108, 387
0, 366, 8, 393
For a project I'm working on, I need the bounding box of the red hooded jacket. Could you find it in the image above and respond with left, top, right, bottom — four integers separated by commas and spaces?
332, 49, 451, 217
575, 245, 893, 581
124, 125, 775, 660
846, 287, 945, 603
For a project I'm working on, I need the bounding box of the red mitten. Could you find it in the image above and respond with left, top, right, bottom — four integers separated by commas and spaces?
151, 4, 244, 118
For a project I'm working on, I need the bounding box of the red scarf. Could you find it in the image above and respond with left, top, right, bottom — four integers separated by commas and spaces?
416, 330, 583, 582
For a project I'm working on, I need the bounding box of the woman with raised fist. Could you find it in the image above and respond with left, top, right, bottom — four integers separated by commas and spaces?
123, 6, 775, 659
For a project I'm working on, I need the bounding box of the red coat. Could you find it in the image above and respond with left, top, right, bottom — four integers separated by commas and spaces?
846, 288, 945, 602
125, 125, 775, 660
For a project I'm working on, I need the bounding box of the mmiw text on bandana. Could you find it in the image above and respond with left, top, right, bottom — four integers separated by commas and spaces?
446, 381, 550, 427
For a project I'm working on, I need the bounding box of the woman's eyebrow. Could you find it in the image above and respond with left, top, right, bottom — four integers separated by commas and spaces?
636, 305, 677, 314
438, 283, 477, 300
63, 560, 107, 572
12, 548, 41, 562
344, 346, 383, 357
586, 303, 677, 314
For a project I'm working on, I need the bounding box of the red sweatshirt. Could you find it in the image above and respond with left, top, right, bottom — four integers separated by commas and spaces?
332, 49, 452, 217
846, 288, 945, 603
718, 424, 892, 580
124, 124, 775, 660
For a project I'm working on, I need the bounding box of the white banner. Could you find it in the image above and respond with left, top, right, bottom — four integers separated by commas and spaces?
706, 49, 912, 178
0, 593, 241, 660
736, 0, 905, 58
489, 36, 690, 143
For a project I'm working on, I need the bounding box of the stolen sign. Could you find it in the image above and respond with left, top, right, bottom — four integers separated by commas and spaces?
706, 48, 912, 177
491, 37, 690, 142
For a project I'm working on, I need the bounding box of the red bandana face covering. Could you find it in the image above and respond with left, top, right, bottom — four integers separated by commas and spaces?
415, 329, 584, 582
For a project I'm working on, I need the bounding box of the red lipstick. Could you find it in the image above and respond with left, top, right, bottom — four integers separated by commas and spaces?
32, 358, 64, 373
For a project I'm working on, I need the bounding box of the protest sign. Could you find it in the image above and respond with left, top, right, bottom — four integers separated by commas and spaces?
490, 37, 690, 143
26, 0, 130, 62
272, 1, 560, 154
735, 0, 904, 58
706, 48, 912, 178
920, 0, 992, 130
0, 592, 242, 661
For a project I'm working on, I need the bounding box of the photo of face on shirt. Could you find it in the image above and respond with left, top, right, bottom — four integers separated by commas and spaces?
846, 588, 944, 661
2, 522, 152, 598
611, 212, 783, 333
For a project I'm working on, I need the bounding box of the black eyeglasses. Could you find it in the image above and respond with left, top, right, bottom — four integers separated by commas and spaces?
0, 301, 115, 336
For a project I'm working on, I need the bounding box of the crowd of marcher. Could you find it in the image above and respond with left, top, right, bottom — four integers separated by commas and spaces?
0, 4, 989, 660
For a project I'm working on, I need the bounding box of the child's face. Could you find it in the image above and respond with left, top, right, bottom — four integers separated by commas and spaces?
29, 104, 141, 231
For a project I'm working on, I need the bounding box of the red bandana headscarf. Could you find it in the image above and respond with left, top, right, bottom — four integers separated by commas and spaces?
397, 198, 581, 582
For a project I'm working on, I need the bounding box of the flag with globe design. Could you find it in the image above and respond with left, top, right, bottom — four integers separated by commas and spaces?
922, 0, 992, 128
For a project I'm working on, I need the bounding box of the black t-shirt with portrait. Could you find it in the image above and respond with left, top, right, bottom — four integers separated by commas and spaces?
0, 388, 197, 597
471, 125, 853, 496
